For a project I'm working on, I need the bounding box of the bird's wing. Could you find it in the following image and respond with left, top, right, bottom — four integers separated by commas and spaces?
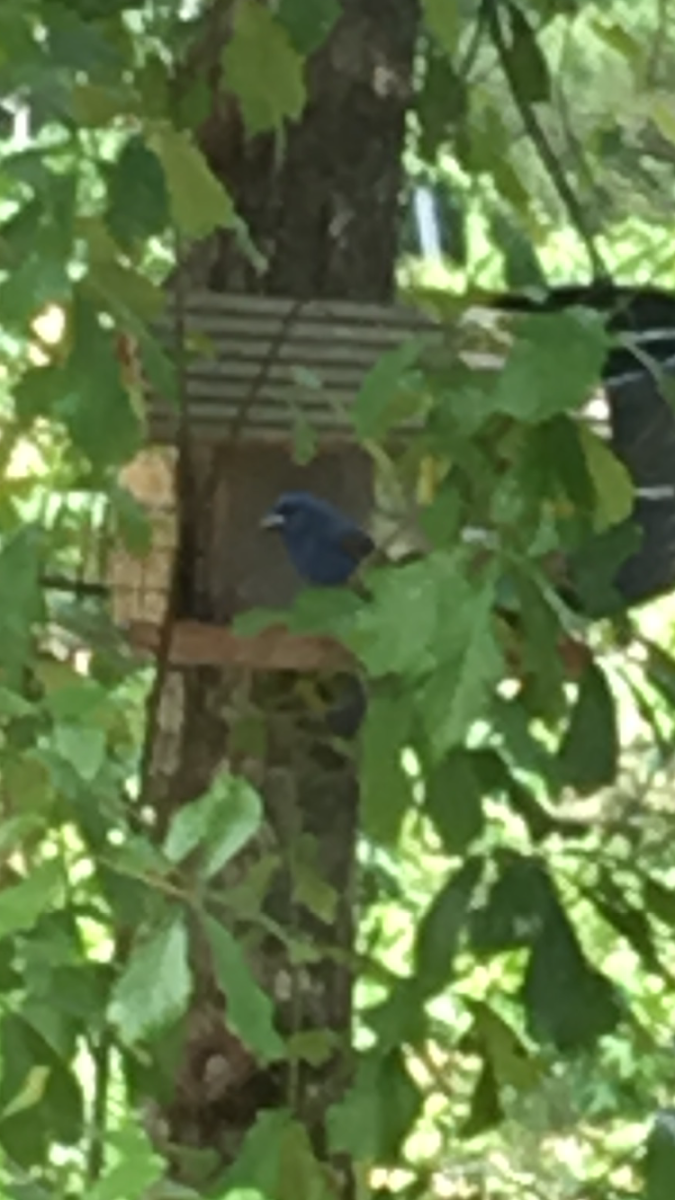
338, 527, 376, 566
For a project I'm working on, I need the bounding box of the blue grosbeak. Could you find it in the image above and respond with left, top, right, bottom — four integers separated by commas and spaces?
260, 491, 375, 586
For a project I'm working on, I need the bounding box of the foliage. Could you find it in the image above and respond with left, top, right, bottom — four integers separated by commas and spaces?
0, 0, 672, 1199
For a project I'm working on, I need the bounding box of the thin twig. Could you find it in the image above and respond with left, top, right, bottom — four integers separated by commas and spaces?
137, 229, 192, 802
485, 0, 607, 280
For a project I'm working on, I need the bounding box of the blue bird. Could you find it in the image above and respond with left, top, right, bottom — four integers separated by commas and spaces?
260, 491, 375, 586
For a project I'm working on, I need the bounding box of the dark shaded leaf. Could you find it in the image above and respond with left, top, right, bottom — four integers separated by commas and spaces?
644, 1109, 675, 1200
277, 0, 340, 54
523, 907, 622, 1051
425, 748, 485, 853
558, 662, 618, 794
461, 1061, 503, 1139
414, 857, 483, 996
363, 978, 427, 1051
469, 854, 555, 953
490, 211, 546, 289
417, 52, 467, 162
361, 691, 414, 845
104, 134, 170, 248
504, 3, 551, 103
644, 877, 675, 929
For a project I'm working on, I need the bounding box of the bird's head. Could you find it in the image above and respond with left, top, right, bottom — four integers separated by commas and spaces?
260, 491, 373, 586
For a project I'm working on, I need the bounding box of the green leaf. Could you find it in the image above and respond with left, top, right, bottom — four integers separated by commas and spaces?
558, 662, 618, 794
644, 1110, 675, 1200
490, 210, 546, 289
222, 0, 307, 135
109, 915, 192, 1043
352, 339, 427, 443
104, 135, 170, 248
71, 82, 136, 127
286, 1028, 339, 1068
88, 1123, 163, 1200
422, 0, 459, 54
1, 1066, 50, 1121
577, 423, 634, 530
492, 311, 609, 423
361, 691, 414, 845
163, 772, 262, 879
205, 918, 284, 1064
55, 293, 143, 467
277, 0, 340, 55
224, 1110, 326, 1200
0, 1013, 84, 1167
504, 3, 551, 103
425, 748, 485, 854
461, 1062, 502, 1139
0, 862, 63, 941
148, 124, 236, 238
0, 527, 43, 683
413, 858, 483, 997
85, 259, 165, 324
54, 723, 106, 782
523, 907, 622, 1051
470, 1001, 542, 1093
328, 1049, 423, 1164
363, 978, 427, 1052
417, 53, 467, 162
469, 855, 555, 954
421, 574, 503, 755
644, 877, 675, 929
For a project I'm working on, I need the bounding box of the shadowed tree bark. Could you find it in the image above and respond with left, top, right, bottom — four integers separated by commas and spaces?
143, 1, 420, 1192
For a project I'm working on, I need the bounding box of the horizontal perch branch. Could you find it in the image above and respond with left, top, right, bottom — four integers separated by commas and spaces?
126, 620, 356, 672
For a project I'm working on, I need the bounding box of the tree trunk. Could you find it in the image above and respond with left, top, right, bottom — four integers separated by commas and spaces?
147, 1, 420, 1191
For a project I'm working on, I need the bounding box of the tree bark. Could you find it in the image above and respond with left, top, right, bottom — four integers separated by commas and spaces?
145, 1, 420, 1191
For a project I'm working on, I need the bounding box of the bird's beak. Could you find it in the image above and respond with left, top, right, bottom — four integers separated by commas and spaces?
260, 512, 285, 532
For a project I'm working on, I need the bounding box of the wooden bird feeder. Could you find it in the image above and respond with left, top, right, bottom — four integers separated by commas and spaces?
59, 288, 673, 671
106, 291, 444, 671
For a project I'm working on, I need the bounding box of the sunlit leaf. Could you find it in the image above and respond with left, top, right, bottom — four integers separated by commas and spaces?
422, 0, 459, 54
492, 312, 609, 423
328, 1049, 423, 1164
54, 722, 106, 782
109, 915, 192, 1043
352, 339, 427, 443
222, 0, 306, 135
577, 424, 634, 530
0, 862, 62, 941
205, 918, 284, 1064
148, 124, 236, 238
163, 772, 262, 878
